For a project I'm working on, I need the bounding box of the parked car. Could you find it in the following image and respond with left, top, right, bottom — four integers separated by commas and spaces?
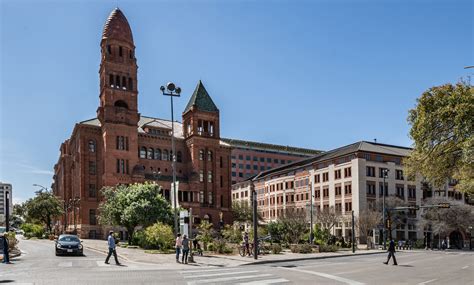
55, 234, 83, 256
0, 227, 5, 234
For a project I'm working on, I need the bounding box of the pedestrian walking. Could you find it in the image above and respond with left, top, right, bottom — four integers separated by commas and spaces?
105, 231, 120, 265
2, 233, 10, 264
182, 235, 189, 264
383, 239, 398, 265
175, 233, 182, 263
243, 232, 250, 256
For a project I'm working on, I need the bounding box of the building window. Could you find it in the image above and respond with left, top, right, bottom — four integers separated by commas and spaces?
253, 165, 258, 170
238, 172, 243, 178
273, 158, 278, 163
232, 172, 236, 177
207, 151, 213, 161
89, 161, 96, 175
208, 171, 213, 183
128, 78, 133, 91
314, 174, 320, 183
89, 209, 97, 225
220, 176, 223, 187
89, 184, 96, 198
119, 46, 123, 57
155, 149, 161, 160
323, 187, 329, 197
239, 155, 244, 160
147, 148, 154, 160
88, 140, 96, 152
140, 147, 147, 158
246, 155, 251, 161
408, 186, 416, 199
366, 182, 376, 196
344, 167, 351, 178
322, 172, 329, 182
177, 151, 182, 163
344, 184, 352, 195
315, 189, 321, 198
208, 192, 213, 205
260, 157, 264, 162
116, 75, 121, 88
199, 171, 204, 182
117, 136, 125, 150
267, 158, 271, 163
345, 202, 352, 212
335, 186, 342, 196
199, 150, 204, 160
246, 165, 251, 170
396, 170, 404, 180
366, 166, 375, 177
334, 169, 341, 179
220, 156, 223, 168
253, 156, 258, 162
107, 45, 112, 54
162, 150, 169, 161
396, 185, 404, 198
335, 203, 342, 213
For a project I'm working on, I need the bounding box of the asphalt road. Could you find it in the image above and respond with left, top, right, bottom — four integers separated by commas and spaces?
2, 238, 473, 285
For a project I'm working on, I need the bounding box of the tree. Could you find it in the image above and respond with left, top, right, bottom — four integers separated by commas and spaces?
279, 209, 307, 244
356, 209, 383, 249
24, 191, 63, 233
378, 196, 408, 240
196, 220, 214, 250
314, 206, 343, 232
406, 81, 474, 194
231, 201, 262, 224
418, 197, 474, 242
98, 182, 173, 244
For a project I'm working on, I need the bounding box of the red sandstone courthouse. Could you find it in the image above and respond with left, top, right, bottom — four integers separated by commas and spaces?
53, 8, 319, 238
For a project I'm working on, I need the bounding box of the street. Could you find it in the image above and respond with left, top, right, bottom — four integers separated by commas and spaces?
1, 239, 473, 284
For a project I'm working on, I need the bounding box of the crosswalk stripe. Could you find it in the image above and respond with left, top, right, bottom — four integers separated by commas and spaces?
187, 274, 272, 285
58, 262, 72, 267
237, 278, 289, 285
184, 270, 258, 279
181, 268, 239, 274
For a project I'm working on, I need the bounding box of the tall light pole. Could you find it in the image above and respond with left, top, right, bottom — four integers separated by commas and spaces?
382, 169, 389, 250
161, 82, 181, 235
33, 184, 49, 193
309, 183, 314, 244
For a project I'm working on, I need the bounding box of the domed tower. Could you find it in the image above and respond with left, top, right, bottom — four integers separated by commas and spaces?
97, 8, 140, 184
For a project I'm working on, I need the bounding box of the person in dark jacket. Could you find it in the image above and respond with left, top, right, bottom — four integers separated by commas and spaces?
105, 231, 120, 265
2, 233, 10, 264
384, 239, 398, 265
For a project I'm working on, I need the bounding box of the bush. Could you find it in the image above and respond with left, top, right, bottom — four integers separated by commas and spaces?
207, 242, 215, 252
271, 243, 282, 254
131, 230, 146, 247
20, 223, 44, 239
319, 244, 339, 252
413, 239, 425, 249
221, 224, 242, 244
143, 222, 174, 250
290, 244, 313, 254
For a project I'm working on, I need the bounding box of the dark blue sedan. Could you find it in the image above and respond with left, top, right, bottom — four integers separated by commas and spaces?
55, 234, 83, 256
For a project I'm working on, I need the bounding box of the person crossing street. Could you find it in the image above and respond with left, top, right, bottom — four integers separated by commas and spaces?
175, 233, 182, 263
182, 235, 189, 264
105, 231, 120, 265
384, 239, 398, 265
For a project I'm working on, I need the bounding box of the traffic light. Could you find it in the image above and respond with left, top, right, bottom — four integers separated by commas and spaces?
438, 203, 451, 208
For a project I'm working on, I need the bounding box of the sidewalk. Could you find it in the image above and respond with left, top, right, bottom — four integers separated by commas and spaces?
82, 239, 387, 267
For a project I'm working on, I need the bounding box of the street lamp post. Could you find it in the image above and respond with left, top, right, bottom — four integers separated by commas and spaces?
309, 183, 314, 244
160, 82, 181, 235
33, 184, 49, 193
382, 169, 389, 250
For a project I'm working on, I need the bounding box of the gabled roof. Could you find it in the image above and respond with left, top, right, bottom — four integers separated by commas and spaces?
251, 141, 412, 181
183, 80, 219, 114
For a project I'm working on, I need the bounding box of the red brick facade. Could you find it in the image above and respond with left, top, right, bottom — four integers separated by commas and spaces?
53, 8, 232, 238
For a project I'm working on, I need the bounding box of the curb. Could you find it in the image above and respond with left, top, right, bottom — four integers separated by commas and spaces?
240, 251, 386, 266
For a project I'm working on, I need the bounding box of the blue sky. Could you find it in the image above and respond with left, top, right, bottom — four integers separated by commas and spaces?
1, 0, 472, 203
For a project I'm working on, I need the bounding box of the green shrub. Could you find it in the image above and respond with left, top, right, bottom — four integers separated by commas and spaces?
20, 223, 44, 239
271, 243, 282, 254
143, 222, 174, 250
131, 230, 147, 247
290, 244, 313, 254
319, 244, 339, 252
221, 225, 242, 244
207, 242, 215, 252
4, 232, 18, 250
413, 239, 425, 249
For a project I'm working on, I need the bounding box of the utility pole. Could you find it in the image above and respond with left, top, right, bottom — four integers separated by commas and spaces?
382, 169, 389, 250
309, 183, 314, 244
252, 183, 258, 260
352, 210, 355, 253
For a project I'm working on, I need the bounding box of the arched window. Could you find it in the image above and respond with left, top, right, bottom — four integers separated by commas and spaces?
140, 147, 147, 158
162, 150, 169, 161
177, 151, 182, 163
114, 100, 129, 109
88, 140, 96, 152
147, 148, 154, 160
109, 74, 114, 87
107, 45, 112, 54
207, 150, 213, 161
199, 150, 204, 161
122, 76, 127, 90
155, 149, 161, 160
116, 75, 121, 88
128, 78, 133, 91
